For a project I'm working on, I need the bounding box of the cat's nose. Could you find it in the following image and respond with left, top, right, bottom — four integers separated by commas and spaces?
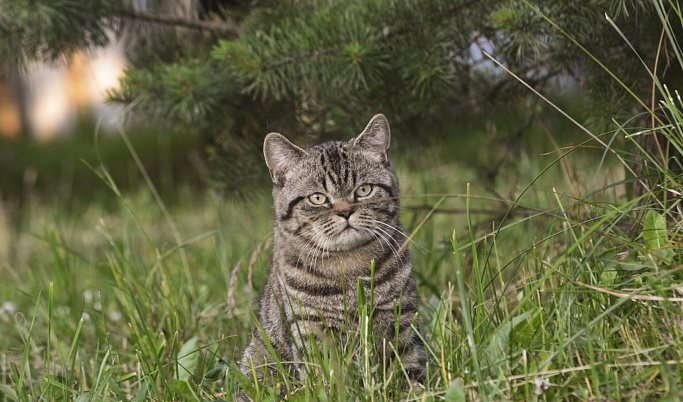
333, 201, 353, 219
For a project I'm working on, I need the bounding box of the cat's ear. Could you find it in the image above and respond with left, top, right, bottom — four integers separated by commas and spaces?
264, 133, 308, 184
353, 114, 391, 162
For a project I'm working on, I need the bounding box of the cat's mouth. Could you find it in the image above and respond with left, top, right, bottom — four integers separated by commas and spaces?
339, 223, 353, 232
318, 223, 370, 251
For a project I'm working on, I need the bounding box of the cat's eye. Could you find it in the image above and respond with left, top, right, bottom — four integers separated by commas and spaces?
355, 184, 373, 197
308, 193, 328, 205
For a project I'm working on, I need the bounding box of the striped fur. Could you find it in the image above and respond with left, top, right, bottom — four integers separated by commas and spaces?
239, 115, 426, 394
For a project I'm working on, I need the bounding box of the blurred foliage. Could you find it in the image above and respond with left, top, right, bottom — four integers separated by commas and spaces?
1, 0, 681, 198
0, 124, 203, 210
0, 0, 121, 68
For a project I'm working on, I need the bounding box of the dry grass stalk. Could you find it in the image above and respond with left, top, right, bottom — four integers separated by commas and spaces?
247, 239, 270, 292
576, 280, 683, 302
226, 259, 243, 318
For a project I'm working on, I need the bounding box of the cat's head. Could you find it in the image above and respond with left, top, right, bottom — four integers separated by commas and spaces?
263, 114, 400, 252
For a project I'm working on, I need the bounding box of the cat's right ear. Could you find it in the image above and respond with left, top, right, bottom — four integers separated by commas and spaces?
264, 133, 307, 185
353, 114, 391, 163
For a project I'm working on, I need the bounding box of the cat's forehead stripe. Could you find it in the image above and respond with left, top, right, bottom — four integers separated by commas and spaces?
314, 142, 353, 188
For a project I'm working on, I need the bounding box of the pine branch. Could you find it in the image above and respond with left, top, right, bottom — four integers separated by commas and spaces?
0, 25, 23, 39
263, 46, 341, 71
385, 0, 483, 40
119, 8, 239, 37
260, 0, 483, 71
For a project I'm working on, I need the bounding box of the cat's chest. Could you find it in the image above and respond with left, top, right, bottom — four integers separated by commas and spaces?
274, 241, 406, 312
281, 281, 402, 329
279, 243, 388, 276
278, 264, 405, 310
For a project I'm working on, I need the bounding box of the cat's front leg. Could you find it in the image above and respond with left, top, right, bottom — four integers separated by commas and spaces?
239, 335, 281, 389
287, 317, 335, 380
373, 304, 427, 386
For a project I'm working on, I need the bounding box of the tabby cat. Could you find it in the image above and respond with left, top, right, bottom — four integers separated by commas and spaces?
239, 114, 426, 395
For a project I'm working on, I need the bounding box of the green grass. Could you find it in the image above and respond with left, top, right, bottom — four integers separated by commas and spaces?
1, 98, 681, 401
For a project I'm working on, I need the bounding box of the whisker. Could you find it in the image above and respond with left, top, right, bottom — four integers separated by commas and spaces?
362, 227, 384, 252
292, 226, 317, 246
372, 226, 407, 266
371, 223, 401, 249
296, 228, 319, 268
320, 233, 331, 268
304, 230, 326, 269
371, 227, 402, 269
370, 219, 428, 253
309, 239, 320, 271
313, 234, 328, 271
312, 226, 333, 271
317, 230, 328, 268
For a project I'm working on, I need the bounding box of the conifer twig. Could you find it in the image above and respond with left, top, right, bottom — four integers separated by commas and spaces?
262, 47, 340, 71
254, 0, 480, 72
119, 8, 238, 36
0, 25, 23, 39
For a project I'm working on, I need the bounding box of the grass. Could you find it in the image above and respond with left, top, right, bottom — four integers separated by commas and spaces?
2, 5, 683, 400
1, 99, 680, 401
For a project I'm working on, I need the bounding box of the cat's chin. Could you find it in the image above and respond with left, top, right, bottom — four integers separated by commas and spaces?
324, 229, 373, 252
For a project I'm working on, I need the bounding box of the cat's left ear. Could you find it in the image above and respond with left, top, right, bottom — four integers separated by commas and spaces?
353, 114, 391, 163
264, 133, 308, 185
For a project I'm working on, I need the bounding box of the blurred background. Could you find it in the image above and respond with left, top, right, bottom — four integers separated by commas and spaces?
0, 42, 125, 140
2, 0, 670, 211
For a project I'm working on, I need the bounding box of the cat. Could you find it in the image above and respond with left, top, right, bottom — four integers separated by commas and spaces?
238, 114, 426, 398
